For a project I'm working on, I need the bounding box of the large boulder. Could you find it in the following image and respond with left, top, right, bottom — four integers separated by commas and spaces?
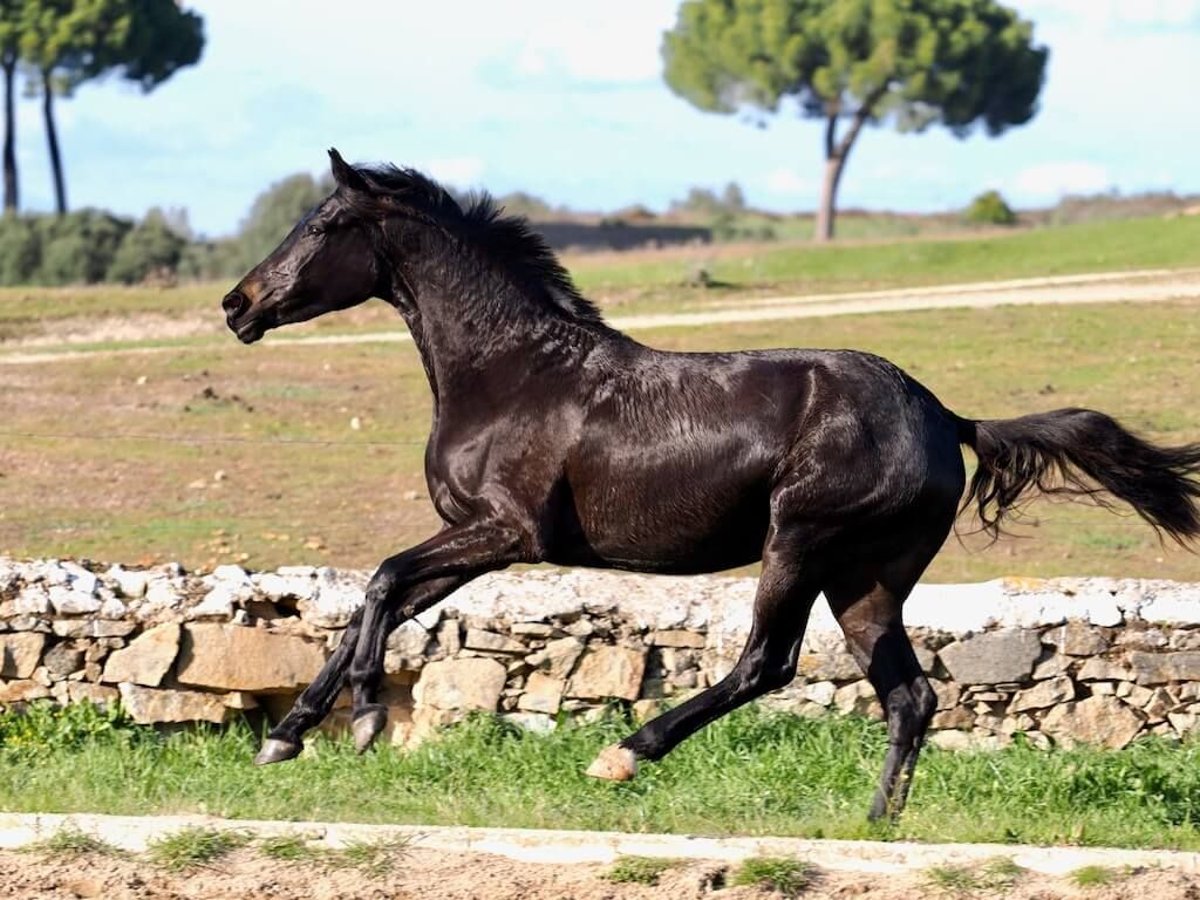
938, 630, 1042, 684
174, 624, 325, 692
1010, 675, 1076, 713
118, 684, 230, 725
518, 672, 564, 714
101, 623, 180, 687
1041, 695, 1144, 749
0, 633, 45, 679
413, 658, 506, 711
567, 646, 646, 701
1129, 651, 1200, 685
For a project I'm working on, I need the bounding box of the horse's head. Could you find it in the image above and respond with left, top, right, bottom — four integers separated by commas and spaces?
222, 149, 381, 344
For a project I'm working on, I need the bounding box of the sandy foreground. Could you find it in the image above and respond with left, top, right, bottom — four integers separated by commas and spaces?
4, 846, 1200, 900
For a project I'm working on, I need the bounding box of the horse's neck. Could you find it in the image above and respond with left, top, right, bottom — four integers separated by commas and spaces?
414, 309, 618, 422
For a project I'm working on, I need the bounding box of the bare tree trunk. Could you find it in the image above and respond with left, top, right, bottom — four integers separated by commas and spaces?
41, 69, 66, 215
813, 88, 886, 243
814, 115, 839, 243
2, 55, 16, 214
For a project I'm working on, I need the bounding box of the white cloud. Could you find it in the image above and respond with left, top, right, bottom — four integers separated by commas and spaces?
484, 1, 678, 85
1013, 161, 1111, 199
422, 157, 485, 187
764, 167, 815, 196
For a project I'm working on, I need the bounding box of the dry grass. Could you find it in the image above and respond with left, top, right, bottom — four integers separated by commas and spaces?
2, 297, 1199, 581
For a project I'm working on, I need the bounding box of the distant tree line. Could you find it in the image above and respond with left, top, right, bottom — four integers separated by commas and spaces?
0, 167, 1190, 287
0, 206, 184, 284
0, 0, 204, 216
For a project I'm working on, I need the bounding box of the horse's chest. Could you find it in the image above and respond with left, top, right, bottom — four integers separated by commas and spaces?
424, 428, 562, 525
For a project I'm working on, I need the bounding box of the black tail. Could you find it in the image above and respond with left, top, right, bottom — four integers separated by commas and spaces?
954, 408, 1200, 543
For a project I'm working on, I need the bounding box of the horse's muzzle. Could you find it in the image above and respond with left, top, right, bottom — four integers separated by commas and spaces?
222, 290, 265, 344
222, 289, 249, 323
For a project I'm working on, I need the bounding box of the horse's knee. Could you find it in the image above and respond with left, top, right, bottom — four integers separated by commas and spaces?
365, 559, 408, 605
735, 654, 795, 695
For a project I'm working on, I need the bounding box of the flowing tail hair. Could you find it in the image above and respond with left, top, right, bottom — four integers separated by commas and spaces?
954, 408, 1200, 544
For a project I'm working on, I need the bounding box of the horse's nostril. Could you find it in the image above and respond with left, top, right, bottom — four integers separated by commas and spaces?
222, 290, 250, 318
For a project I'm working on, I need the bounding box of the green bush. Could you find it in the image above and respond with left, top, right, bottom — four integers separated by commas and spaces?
0, 215, 40, 282
36, 210, 132, 284
108, 209, 187, 284
964, 190, 1017, 226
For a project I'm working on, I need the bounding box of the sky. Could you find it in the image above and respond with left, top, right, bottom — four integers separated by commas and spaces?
12, 0, 1200, 237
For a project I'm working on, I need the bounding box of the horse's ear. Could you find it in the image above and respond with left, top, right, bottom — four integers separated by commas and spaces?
328, 148, 369, 193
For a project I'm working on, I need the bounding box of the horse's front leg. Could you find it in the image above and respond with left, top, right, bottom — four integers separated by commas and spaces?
348, 520, 525, 751
255, 520, 524, 764
255, 576, 466, 765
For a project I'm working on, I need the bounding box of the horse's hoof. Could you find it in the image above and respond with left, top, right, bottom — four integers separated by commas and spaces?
255, 737, 302, 766
585, 744, 638, 781
352, 705, 389, 754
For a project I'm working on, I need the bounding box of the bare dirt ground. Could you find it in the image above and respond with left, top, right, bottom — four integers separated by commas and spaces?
3, 846, 1200, 900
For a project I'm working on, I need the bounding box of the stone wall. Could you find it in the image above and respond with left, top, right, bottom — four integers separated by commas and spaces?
2, 557, 1200, 750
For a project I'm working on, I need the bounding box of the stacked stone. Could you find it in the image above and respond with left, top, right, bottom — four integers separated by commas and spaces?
2, 557, 1200, 751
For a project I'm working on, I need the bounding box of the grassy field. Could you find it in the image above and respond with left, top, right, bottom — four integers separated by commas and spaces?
2, 296, 1199, 580
3, 703, 1200, 850
2, 214, 1198, 344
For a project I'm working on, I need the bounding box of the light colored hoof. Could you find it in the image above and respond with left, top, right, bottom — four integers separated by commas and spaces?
254, 737, 301, 766
353, 706, 388, 754
585, 744, 638, 781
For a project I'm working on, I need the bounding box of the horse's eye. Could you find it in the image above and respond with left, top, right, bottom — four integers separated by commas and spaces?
306, 223, 324, 236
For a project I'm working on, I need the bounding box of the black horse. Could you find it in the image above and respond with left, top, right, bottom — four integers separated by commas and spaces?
223, 150, 1200, 820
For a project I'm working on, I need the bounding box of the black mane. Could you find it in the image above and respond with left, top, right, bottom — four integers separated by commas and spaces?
353, 164, 605, 325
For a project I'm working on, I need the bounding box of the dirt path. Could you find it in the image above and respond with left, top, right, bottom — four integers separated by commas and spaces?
4, 815, 1200, 900
4, 845, 1200, 900
3, 268, 1198, 367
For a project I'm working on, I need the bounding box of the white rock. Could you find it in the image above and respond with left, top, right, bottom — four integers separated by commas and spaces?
801, 680, 836, 706
138, 578, 183, 618
14, 584, 51, 616
307, 568, 367, 628
211, 563, 252, 585
48, 584, 101, 615
107, 566, 149, 598
1087, 597, 1124, 627
1140, 589, 1200, 626
98, 597, 128, 620
59, 562, 99, 596
187, 586, 236, 620
904, 581, 1007, 631
256, 572, 316, 602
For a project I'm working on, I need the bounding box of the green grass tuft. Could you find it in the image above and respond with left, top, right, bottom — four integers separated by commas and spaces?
23, 824, 122, 857
325, 837, 412, 875
1071, 864, 1119, 887
733, 856, 811, 896
979, 856, 1024, 889
604, 855, 680, 885
147, 826, 252, 871
258, 833, 320, 862
924, 857, 1024, 895
924, 863, 980, 894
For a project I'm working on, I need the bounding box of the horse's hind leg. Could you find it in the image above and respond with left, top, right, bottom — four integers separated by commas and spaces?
587, 524, 822, 780
823, 532, 950, 820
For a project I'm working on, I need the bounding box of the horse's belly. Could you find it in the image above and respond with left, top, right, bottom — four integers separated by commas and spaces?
549, 475, 772, 574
